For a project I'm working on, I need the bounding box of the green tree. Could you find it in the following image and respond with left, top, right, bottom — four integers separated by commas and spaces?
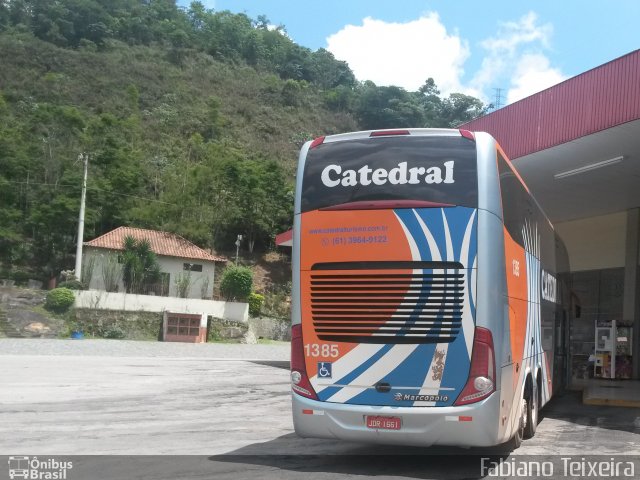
0, 1, 10, 31
418, 77, 443, 127
309, 48, 355, 89
217, 158, 293, 253
438, 92, 488, 127
220, 265, 253, 301
355, 82, 424, 129
0, 0, 488, 279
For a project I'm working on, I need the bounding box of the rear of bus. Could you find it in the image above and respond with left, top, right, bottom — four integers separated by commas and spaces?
290, 128, 509, 447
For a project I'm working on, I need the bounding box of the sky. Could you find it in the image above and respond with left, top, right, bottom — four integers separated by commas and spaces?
179, 1, 640, 106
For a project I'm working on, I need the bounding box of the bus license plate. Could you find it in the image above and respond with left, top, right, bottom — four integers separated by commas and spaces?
366, 415, 401, 430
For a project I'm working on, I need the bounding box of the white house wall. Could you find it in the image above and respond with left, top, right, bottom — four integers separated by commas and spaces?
83, 247, 217, 299
159, 255, 217, 299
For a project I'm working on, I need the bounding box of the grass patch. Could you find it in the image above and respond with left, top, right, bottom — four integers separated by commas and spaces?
256, 338, 289, 345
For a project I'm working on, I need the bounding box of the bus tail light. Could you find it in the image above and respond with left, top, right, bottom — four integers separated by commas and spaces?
291, 324, 318, 400
459, 129, 475, 141
370, 129, 410, 137
310, 136, 325, 149
454, 327, 495, 405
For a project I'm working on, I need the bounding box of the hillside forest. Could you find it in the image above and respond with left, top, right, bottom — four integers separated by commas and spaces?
0, 0, 489, 282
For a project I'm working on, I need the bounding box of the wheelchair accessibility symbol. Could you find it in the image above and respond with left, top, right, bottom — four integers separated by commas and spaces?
317, 362, 332, 378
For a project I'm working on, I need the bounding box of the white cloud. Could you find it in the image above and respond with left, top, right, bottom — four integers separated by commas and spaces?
481, 12, 552, 56
472, 12, 566, 105
507, 53, 566, 103
326, 14, 470, 95
325, 11, 566, 105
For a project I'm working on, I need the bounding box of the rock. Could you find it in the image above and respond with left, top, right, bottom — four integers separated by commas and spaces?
24, 322, 51, 333
27, 279, 44, 290
219, 326, 245, 339
242, 330, 258, 344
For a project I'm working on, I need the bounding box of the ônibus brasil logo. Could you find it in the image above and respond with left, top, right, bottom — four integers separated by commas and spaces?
7, 456, 73, 480
321, 161, 455, 188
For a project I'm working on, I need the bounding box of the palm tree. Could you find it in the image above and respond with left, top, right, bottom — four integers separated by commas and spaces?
121, 236, 161, 294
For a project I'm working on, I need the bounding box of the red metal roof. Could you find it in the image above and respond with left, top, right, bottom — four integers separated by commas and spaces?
85, 227, 227, 262
462, 49, 640, 159
276, 229, 293, 247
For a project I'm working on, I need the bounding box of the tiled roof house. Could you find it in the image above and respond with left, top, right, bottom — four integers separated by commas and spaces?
83, 227, 226, 298
85, 226, 226, 262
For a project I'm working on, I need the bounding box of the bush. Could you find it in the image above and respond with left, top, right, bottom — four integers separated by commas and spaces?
248, 293, 265, 317
263, 282, 292, 320
219, 265, 253, 301
11, 270, 31, 285
45, 288, 75, 313
58, 280, 85, 290
103, 324, 126, 339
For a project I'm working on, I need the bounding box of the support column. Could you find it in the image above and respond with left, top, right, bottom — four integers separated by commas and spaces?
623, 208, 640, 379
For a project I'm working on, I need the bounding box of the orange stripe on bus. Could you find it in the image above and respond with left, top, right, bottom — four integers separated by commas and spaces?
503, 226, 528, 387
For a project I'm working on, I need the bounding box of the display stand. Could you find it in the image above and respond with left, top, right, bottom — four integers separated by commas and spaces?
594, 320, 633, 379
594, 320, 615, 378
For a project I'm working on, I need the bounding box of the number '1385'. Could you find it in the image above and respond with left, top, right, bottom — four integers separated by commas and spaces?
305, 343, 339, 358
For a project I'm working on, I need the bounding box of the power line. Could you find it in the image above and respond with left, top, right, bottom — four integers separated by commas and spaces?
4, 180, 176, 205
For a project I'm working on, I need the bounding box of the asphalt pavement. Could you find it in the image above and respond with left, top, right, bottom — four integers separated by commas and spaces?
1, 339, 639, 479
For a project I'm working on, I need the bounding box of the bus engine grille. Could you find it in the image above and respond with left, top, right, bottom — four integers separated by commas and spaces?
310, 261, 466, 344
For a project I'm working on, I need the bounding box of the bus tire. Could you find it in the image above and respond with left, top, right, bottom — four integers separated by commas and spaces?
524, 376, 539, 439
507, 395, 526, 450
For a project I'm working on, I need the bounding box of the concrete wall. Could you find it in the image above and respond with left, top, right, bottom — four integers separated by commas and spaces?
555, 212, 627, 271
74, 290, 248, 323
84, 248, 218, 299
248, 316, 291, 341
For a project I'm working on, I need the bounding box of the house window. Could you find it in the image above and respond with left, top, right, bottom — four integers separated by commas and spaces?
183, 263, 203, 272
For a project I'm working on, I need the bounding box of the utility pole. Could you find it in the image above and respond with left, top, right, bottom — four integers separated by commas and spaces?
74, 153, 89, 282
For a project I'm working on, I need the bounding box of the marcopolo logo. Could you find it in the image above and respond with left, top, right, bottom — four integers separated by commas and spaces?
7, 456, 73, 480
394, 392, 449, 402
321, 161, 455, 188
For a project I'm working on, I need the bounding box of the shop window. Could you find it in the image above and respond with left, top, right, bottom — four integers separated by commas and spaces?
569, 267, 624, 380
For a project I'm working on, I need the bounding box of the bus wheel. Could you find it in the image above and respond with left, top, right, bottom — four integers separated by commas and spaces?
524, 379, 538, 439
508, 396, 526, 450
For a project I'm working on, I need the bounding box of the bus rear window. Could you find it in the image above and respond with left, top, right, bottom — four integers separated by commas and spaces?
301, 136, 477, 212
302, 136, 478, 212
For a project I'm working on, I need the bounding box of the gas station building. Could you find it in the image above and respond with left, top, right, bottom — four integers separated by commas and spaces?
462, 49, 640, 383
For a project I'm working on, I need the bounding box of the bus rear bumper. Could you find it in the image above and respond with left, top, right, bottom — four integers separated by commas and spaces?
292, 392, 503, 448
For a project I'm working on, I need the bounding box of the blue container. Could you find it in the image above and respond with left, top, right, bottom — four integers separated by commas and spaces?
71, 331, 84, 340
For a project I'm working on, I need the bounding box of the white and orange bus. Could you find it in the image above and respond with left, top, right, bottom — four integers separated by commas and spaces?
290, 128, 569, 448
